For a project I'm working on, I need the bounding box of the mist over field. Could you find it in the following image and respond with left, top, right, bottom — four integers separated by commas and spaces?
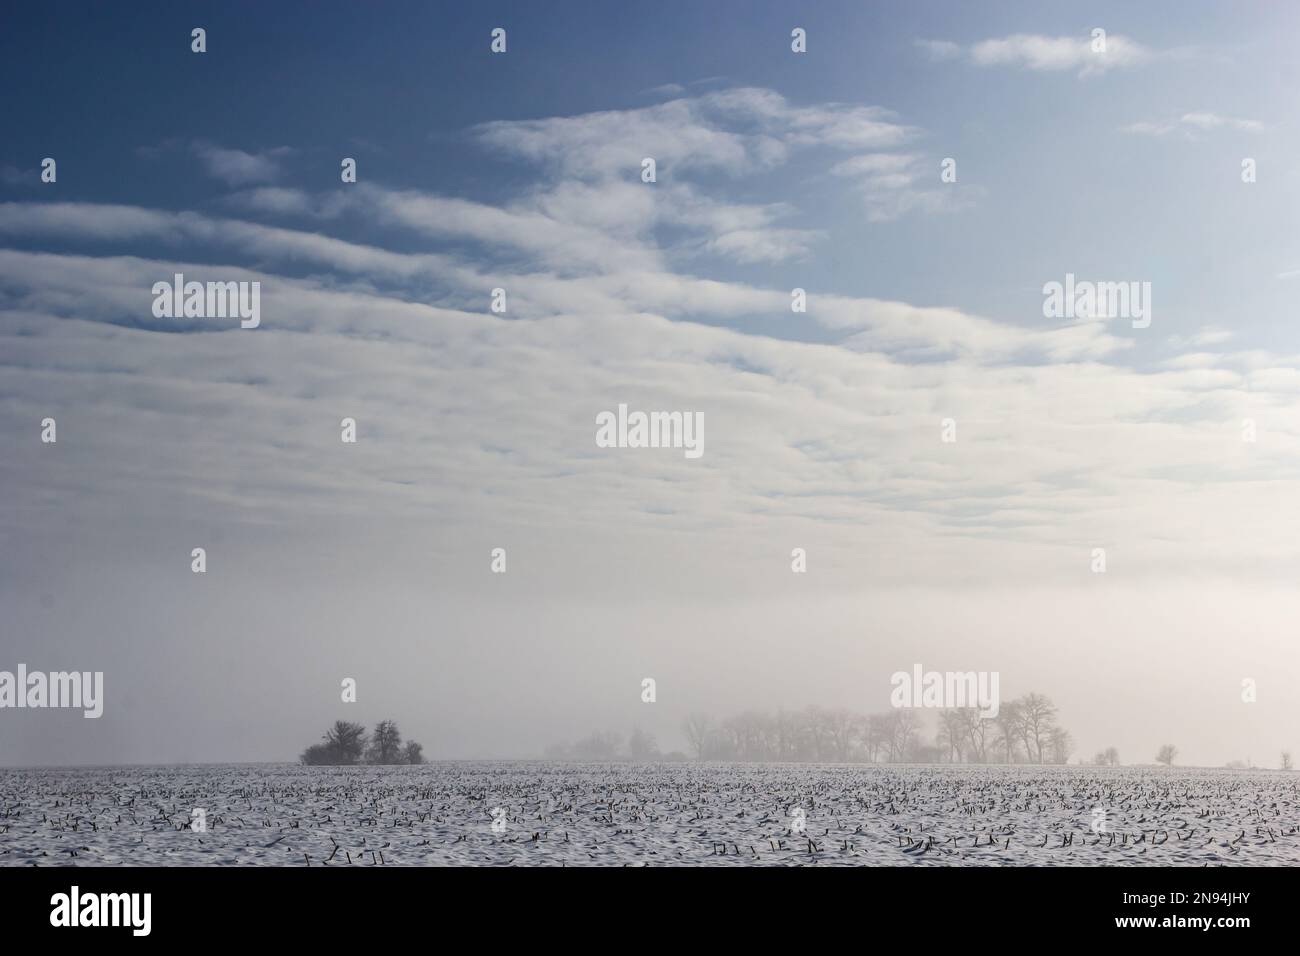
5, 525, 1297, 768
3, 1, 1300, 779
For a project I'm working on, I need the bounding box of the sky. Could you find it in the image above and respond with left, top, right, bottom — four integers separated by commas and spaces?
1, 1, 1298, 767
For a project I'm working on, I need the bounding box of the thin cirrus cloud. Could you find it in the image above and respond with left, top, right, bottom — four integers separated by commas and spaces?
191, 88, 944, 266
829, 153, 973, 222
475, 87, 917, 179
474, 87, 945, 231
919, 33, 1153, 77
1122, 112, 1265, 136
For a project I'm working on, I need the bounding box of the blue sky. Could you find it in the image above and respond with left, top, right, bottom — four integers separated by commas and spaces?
2, 2, 1299, 765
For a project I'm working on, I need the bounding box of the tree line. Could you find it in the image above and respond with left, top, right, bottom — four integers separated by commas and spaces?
300, 719, 425, 766
546, 695, 1081, 764
677, 695, 1075, 764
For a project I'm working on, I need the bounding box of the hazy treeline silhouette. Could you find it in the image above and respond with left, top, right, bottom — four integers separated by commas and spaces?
545, 727, 683, 762
682, 696, 1076, 764
1090, 746, 1122, 766
547, 696, 1085, 764
300, 720, 425, 766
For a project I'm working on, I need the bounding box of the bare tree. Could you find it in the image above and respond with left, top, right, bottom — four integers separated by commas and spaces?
1282, 751, 1293, 771
1104, 746, 1120, 767
1156, 744, 1178, 766
402, 741, 425, 765
960, 708, 991, 764
366, 720, 403, 764
822, 707, 856, 762
936, 710, 966, 763
888, 709, 921, 762
1017, 693, 1058, 763
864, 714, 890, 763
883, 713, 902, 762
773, 709, 805, 761
658, 696, 1077, 766
1047, 727, 1074, 765
721, 712, 763, 760
995, 701, 1023, 763
682, 713, 712, 760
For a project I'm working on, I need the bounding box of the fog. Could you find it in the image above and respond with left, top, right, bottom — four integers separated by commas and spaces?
4, 508, 1294, 767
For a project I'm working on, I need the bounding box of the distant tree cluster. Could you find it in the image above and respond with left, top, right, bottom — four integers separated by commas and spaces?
547, 696, 1077, 765
301, 720, 425, 766
677, 697, 1074, 764
1089, 746, 1122, 766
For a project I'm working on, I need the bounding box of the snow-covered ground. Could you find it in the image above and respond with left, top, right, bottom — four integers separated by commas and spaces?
2, 763, 1296, 866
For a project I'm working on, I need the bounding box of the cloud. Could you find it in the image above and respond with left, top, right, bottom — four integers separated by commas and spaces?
476, 87, 916, 181
191, 142, 292, 185
926, 33, 1153, 77
1123, 112, 1265, 136
2, 87, 1296, 595
1, 237, 1293, 594
467, 87, 947, 254
224, 187, 342, 217
915, 39, 961, 62
702, 227, 822, 264
830, 153, 975, 222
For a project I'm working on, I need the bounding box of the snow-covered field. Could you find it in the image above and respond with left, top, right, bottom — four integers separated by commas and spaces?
2, 763, 1296, 866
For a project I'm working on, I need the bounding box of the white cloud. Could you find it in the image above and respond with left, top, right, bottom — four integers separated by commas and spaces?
2, 87, 1295, 595
927, 33, 1153, 77
476, 87, 916, 181
702, 228, 822, 264
191, 142, 292, 185
830, 153, 973, 222
1, 239, 1294, 593
224, 186, 351, 218
459, 87, 957, 258
1123, 112, 1264, 136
